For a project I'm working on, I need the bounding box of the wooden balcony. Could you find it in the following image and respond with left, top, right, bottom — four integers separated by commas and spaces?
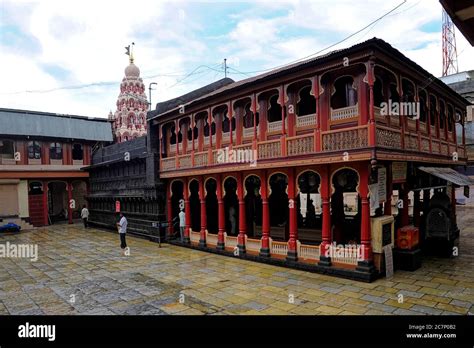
296, 113, 316, 128
160, 123, 464, 173
330, 105, 358, 123
243, 126, 258, 139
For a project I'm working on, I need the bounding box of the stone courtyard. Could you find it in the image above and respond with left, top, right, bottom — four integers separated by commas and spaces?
0, 207, 473, 315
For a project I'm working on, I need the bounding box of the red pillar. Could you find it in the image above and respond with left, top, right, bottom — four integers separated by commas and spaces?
167, 183, 173, 237
67, 181, 73, 224
260, 171, 270, 257
43, 180, 49, 226
217, 175, 225, 250
287, 168, 298, 262
356, 164, 375, 273
237, 172, 246, 254
367, 60, 376, 147
199, 177, 207, 247
319, 165, 332, 266
183, 179, 191, 243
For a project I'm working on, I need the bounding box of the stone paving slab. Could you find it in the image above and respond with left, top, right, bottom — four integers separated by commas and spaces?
0, 206, 473, 315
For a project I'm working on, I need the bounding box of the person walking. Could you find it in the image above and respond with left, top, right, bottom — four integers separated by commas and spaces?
116, 212, 128, 255
178, 208, 185, 242
81, 205, 89, 228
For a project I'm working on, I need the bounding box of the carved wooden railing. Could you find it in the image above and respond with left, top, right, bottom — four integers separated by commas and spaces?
432, 140, 440, 154
269, 238, 288, 256
296, 113, 316, 128
205, 230, 218, 246
322, 125, 368, 151
231, 143, 255, 164
421, 137, 430, 152
441, 142, 449, 156
297, 241, 320, 260
330, 245, 359, 265
374, 106, 386, 123
161, 157, 176, 171
376, 125, 402, 149
212, 149, 220, 164
194, 151, 208, 167
203, 134, 216, 146
169, 143, 177, 154
404, 134, 419, 151
258, 139, 281, 159
267, 120, 283, 133
178, 154, 192, 169
390, 115, 400, 127
222, 132, 230, 143
190, 231, 200, 244
243, 126, 258, 138
245, 236, 261, 253
407, 119, 417, 131
287, 134, 314, 156
330, 104, 358, 122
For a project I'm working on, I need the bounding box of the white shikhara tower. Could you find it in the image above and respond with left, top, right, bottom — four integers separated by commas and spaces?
109, 52, 148, 143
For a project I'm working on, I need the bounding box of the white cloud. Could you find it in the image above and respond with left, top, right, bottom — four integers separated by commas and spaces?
0, 0, 473, 119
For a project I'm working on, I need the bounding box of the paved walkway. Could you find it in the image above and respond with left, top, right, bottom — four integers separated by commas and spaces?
0, 207, 473, 315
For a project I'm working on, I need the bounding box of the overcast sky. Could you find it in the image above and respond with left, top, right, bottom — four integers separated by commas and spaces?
1, 0, 473, 118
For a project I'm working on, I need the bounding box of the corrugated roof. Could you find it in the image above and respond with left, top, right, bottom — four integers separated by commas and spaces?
418, 167, 474, 186
0, 108, 113, 142
149, 38, 470, 121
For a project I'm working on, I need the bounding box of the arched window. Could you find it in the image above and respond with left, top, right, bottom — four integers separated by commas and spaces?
28, 141, 41, 160
72, 143, 83, 160
439, 100, 446, 130
331, 76, 357, 109
170, 125, 177, 144
296, 86, 316, 116
419, 90, 428, 123
50, 142, 63, 160
447, 105, 454, 132
373, 77, 384, 107
0, 140, 15, 159
243, 103, 259, 128
429, 96, 437, 126
267, 94, 282, 122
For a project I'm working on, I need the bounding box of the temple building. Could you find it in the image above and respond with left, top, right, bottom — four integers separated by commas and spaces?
147, 38, 472, 282
108, 55, 148, 143
84, 49, 164, 239
0, 108, 112, 227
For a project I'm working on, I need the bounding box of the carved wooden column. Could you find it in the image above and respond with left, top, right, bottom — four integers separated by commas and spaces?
217, 174, 225, 250
367, 60, 376, 147
183, 178, 191, 244
287, 168, 298, 262
280, 85, 287, 156
356, 163, 375, 274
318, 165, 331, 266
260, 171, 270, 257
237, 172, 246, 254
313, 76, 321, 152
199, 177, 207, 248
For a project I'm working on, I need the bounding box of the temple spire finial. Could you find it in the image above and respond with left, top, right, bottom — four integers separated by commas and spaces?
125, 42, 135, 64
